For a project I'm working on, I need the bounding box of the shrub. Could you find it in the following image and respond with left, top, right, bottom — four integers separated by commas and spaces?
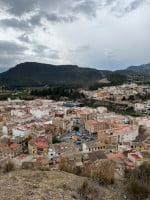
73, 126, 79, 132
59, 157, 75, 173
78, 180, 99, 200
125, 163, 150, 200
80, 166, 91, 178
127, 179, 150, 200
52, 136, 60, 144
138, 163, 150, 182
124, 167, 132, 179
91, 160, 115, 184
3, 160, 15, 173
59, 158, 115, 185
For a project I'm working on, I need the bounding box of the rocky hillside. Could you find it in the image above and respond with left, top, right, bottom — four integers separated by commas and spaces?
0, 169, 126, 200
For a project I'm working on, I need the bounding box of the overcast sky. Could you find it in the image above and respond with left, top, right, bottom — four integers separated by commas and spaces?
0, 0, 150, 70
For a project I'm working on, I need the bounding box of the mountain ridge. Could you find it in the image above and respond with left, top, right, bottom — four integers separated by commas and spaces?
126, 63, 150, 74
0, 62, 111, 87
0, 62, 149, 87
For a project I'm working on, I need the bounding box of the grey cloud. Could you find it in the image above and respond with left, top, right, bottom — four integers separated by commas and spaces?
104, 48, 117, 59
0, 0, 36, 16
27, 11, 77, 27
33, 44, 60, 59
43, 27, 48, 32
18, 33, 31, 43
126, 0, 142, 12
0, 0, 98, 19
0, 14, 44, 32
110, 0, 143, 16
70, 45, 90, 53
0, 0, 149, 69
48, 50, 60, 59
37, 0, 99, 18
0, 40, 27, 54
0, 40, 28, 66
105, 0, 114, 5
29, 13, 43, 26
0, 14, 43, 33
45, 13, 77, 23
0, 0, 145, 22
0, 12, 76, 35
72, 0, 97, 17
33, 44, 48, 54
0, 54, 19, 66
0, 18, 31, 30
78, 45, 90, 51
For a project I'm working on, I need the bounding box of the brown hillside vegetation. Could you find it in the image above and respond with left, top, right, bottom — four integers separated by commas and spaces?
0, 169, 127, 200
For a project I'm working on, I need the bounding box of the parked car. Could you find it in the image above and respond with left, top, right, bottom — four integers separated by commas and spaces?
76, 140, 81, 145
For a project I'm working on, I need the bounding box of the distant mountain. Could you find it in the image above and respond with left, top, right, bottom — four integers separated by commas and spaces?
0, 62, 149, 88
116, 63, 150, 82
126, 63, 150, 74
0, 62, 111, 87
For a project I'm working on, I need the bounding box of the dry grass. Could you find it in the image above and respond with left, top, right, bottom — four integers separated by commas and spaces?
0, 169, 126, 200
127, 179, 150, 200
91, 160, 115, 184
125, 162, 150, 200
59, 157, 75, 173
59, 157, 115, 184
78, 180, 99, 200
3, 160, 15, 173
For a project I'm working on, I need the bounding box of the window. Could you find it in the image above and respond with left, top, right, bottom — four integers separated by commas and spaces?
37, 148, 43, 155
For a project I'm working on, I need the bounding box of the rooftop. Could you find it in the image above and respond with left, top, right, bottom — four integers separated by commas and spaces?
34, 137, 48, 148
129, 153, 141, 160
106, 153, 124, 159
88, 151, 107, 162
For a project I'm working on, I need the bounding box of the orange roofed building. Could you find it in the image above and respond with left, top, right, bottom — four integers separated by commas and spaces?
98, 124, 138, 145
28, 136, 49, 156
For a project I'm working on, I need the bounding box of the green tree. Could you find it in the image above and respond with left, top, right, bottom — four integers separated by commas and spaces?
52, 136, 60, 144
73, 126, 79, 132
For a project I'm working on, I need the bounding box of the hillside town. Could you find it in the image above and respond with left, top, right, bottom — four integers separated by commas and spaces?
82, 83, 150, 114
0, 96, 150, 177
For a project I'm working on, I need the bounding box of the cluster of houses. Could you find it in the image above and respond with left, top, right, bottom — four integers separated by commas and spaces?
97, 83, 146, 101
134, 101, 150, 114
82, 83, 150, 104
0, 98, 150, 175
